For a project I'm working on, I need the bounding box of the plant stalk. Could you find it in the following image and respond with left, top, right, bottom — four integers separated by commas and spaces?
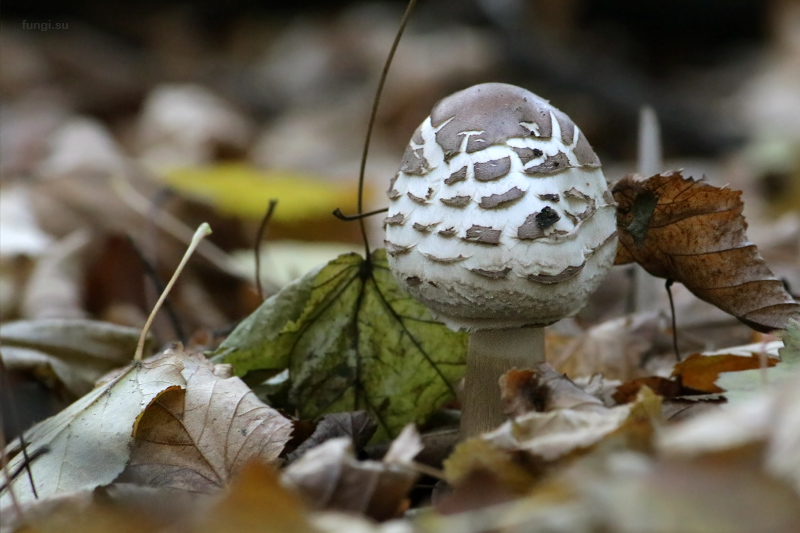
460, 326, 545, 439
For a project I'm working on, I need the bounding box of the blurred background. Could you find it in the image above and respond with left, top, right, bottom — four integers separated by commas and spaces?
2, 0, 799, 433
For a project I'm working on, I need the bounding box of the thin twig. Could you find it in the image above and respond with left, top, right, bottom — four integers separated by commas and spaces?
0, 356, 38, 500
126, 235, 187, 345
665, 279, 681, 361
356, 0, 418, 259
135, 223, 212, 361
254, 200, 279, 301
332, 206, 389, 221
0, 445, 50, 495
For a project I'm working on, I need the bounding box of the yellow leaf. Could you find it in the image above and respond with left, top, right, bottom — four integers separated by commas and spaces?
162, 163, 361, 222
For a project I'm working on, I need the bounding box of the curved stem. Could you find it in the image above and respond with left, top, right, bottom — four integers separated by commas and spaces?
356, 0, 417, 259
460, 327, 545, 439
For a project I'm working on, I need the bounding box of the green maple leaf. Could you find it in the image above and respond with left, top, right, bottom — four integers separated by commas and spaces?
211, 249, 467, 440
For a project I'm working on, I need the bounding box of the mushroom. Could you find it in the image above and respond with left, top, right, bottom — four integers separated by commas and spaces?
384, 83, 618, 437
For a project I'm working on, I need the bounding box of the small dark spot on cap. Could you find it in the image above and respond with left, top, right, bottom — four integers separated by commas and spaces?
405, 276, 422, 287
535, 206, 561, 229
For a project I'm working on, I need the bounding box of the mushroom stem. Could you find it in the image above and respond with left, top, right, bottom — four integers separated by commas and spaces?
460, 326, 545, 438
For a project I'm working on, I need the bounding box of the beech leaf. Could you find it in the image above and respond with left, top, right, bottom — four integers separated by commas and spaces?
212, 249, 468, 441
282, 428, 421, 521
118, 348, 293, 492
0, 319, 150, 397
612, 171, 800, 332
0, 350, 185, 507
715, 319, 800, 403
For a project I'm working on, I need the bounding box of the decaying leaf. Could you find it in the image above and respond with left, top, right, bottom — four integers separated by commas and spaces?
0, 318, 150, 397
282, 426, 422, 521
550, 311, 668, 381
673, 348, 780, 394
196, 461, 317, 533
660, 354, 800, 494
288, 411, 377, 463
483, 386, 662, 462
213, 249, 468, 441
0, 350, 184, 507
715, 319, 800, 403
0, 346, 292, 509
117, 349, 292, 492
500, 365, 606, 417
442, 438, 539, 496
613, 171, 800, 332
612, 376, 683, 404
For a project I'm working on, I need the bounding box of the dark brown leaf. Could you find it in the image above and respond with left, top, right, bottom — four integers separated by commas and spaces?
613, 171, 800, 332
288, 411, 377, 462
613, 376, 683, 404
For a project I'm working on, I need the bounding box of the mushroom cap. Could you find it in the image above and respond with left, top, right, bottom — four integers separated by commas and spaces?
384, 83, 618, 332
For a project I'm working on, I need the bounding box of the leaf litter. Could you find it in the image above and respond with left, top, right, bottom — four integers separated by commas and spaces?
4, 4, 800, 530
212, 249, 468, 441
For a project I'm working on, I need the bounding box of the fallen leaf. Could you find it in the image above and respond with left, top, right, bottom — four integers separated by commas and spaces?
288, 411, 377, 463
212, 249, 468, 441
118, 349, 292, 492
484, 387, 662, 462
0, 350, 184, 507
613, 171, 800, 332
0, 185, 53, 257
442, 438, 539, 495
19, 230, 90, 321
573, 452, 800, 533
500, 365, 606, 417
162, 163, 358, 222
673, 351, 779, 393
550, 311, 668, 381
612, 376, 683, 404
282, 429, 420, 521
0, 318, 149, 397
716, 319, 800, 403
661, 365, 800, 495
197, 461, 317, 533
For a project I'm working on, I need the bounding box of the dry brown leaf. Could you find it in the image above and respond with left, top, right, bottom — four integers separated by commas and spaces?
672, 352, 779, 393
118, 349, 293, 492
612, 376, 683, 404
484, 387, 662, 462
281, 427, 421, 521
613, 171, 800, 332
500, 365, 606, 417
0, 318, 150, 397
660, 369, 800, 496
197, 461, 317, 533
442, 438, 539, 495
550, 311, 669, 380
288, 411, 377, 463
0, 351, 186, 509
